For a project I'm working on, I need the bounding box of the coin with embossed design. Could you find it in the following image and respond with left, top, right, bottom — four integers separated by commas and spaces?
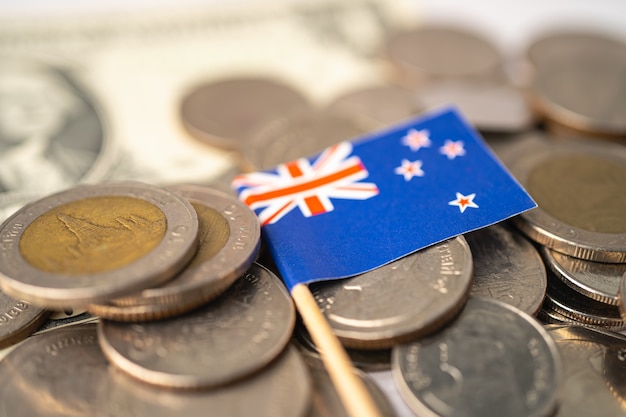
467, 223, 546, 315
310, 236, 472, 349
98, 263, 295, 389
0, 291, 50, 349
89, 185, 260, 321
0, 323, 109, 417
509, 139, 626, 263
393, 297, 561, 417
0, 182, 198, 309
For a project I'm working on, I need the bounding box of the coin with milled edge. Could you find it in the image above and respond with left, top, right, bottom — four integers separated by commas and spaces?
0, 291, 50, 348
0, 323, 110, 416
546, 324, 626, 416
302, 354, 396, 417
393, 297, 562, 417
241, 109, 371, 171
544, 275, 626, 330
310, 236, 472, 349
509, 139, 626, 263
541, 245, 626, 306
0, 182, 199, 309
467, 223, 547, 315
89, 185, 260, 321
180, 77, 311, 150
105, 346, 311, 417
619, 272, 626, 320
385, 25, 505, 86
98, 263, 295, 389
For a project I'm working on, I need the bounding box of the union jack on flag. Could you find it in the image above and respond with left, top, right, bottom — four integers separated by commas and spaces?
233, 107, 536, 291
232, 142, 379, 225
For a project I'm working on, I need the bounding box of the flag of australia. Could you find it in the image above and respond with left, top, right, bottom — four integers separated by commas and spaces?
232, 107, 536, 291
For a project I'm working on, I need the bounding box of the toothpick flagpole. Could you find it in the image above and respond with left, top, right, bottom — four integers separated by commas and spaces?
291, 283, 384, 417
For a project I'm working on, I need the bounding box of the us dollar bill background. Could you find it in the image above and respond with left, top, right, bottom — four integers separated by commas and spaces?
0, 0, 415, 221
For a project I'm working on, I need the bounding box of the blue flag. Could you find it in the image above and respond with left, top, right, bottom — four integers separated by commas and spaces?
232, 107, 536, 291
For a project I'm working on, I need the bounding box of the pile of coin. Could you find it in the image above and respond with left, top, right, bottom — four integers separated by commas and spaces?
1, 18, 626, 417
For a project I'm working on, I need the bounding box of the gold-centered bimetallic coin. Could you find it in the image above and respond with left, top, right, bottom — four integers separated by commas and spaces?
0, 182, 198, 309
89, 185, 261, 321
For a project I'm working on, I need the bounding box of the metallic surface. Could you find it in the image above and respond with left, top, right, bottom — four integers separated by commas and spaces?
303, 354, 395, 417
528, 31, 626, 136
180, 77, 311, 150
546, 324, 626, 416
326, 84, 421, 128
541, 245, 625, 306
0, 291, 50, 349
544, 274, 626, 330
98, 263, 295, 389
467, 223, 547, 315
385, 25, 504, 86
90, 185, 260, 321
242, 109, 371, 170
20, 195, 166, 274
393, 297, 561, 417
509, 140, 626, 263
311, 236, 472, 349
0, 182, 199, 309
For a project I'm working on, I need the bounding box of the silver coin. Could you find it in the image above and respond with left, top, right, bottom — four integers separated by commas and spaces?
537, 304, 576, 326
384, 25, 505, 86
180, 77, 311, 150
98, 263, 295, 389
90, 185, 260, 321
0, 323, 110, 416
544, 274, 626, 330
0, 182, 199, 309
311, 236, 473, 349
0, 291, 50, 349
466, 223, 547, 316
546, 324, 626, 416
302, 354, 395, 417
326, 84, 422, 128
241, 109, 371, 171
105, 345, 311, 417
0, 56, 112, 216
619, 272, 626, 319
508, 139, 626, 263
392, 296, 562, 417
541, 245, 626, 306
416, 80, 535, 132
527, 31, 626, 136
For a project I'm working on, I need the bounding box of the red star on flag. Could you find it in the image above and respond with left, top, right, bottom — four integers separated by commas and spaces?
401, 128, 431, 151
440, 140, 466, 159
394, 159, 424, 181
448, 192, 478, 213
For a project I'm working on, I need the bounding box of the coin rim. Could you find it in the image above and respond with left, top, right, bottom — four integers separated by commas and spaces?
391, 296, 562, 417
89, 185, 260, 321
0, 182, 199, 308
510, 140, 626, 263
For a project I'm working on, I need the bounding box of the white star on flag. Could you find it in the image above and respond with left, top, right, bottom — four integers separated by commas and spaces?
440, 140, 466, 159
402, 128, 431, 151
449, 192, 478, 213
395, 159, 424, 181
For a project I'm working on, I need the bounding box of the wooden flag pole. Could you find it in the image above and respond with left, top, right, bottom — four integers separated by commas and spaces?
291, 283, 384, 417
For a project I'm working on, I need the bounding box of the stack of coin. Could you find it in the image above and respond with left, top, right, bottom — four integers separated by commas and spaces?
504, 137, 626, 329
